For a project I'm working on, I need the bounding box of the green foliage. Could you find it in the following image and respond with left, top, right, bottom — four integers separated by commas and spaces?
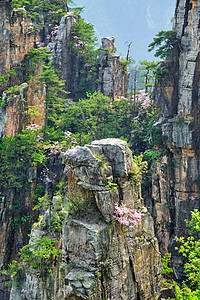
148, 30, 178, 80
138, 60, 158, 92
148, 30, 178, 59
60, 91, 161, 154
176, 210, 200, 290
162, 253, 173, 275
22, 47, 50, 81
71, 18, 98, 51
173, 283, 200, 300
0, 129, 45, 191
66, 188, 89, 215
129, 154, 148, 184
120, 57, 134, 72
105, 181, 118, 190
33, 192, 66, 233
0, 70, 17, 86
70, 18, 99, 97
39, 63, 67, 131
160, 210, 200, 299
2, 235, 61, 279
1, 260, 23, 280
11, 0, 73, 22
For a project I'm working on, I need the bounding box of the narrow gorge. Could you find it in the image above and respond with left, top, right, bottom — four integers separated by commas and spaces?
0, 0, 200, 299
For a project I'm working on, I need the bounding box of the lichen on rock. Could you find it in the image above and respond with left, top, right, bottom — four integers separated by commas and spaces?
10, 139, 161, 300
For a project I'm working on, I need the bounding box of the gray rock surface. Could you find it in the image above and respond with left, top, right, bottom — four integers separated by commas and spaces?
98, 38, 130, 98
151, 0, 200, 278
12, 139, 161, 299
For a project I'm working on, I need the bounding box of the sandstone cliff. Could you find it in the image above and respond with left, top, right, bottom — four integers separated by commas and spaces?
0, 2, 132, 299
151, 0, 200, 279
10, 139, 161, 300
48, 13, 129, 99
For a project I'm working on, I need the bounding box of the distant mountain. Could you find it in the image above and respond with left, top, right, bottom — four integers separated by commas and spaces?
72, 0, 176, 61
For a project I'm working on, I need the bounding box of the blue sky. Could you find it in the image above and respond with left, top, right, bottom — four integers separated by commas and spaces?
72, 0, 176, 61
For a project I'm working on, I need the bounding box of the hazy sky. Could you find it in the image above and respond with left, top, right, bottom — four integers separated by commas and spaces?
72, 0, 176, 61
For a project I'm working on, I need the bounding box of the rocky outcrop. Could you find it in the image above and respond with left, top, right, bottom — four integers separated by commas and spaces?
0, 1, 45, 137
152, 0, 200, 279
10, 139, 161, 300
0, 1, 39, 92
98, 37, 130, 98
49, 15, 129, 99
47, 13, 81, 95
0, 3, 45, 299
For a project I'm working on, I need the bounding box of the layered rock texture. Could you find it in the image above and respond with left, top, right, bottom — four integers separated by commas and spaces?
0, 3, 45, 299
4, 0, 200, 298
98, 37, 129, 98
10, 139, 161, 300
49, 14, 129, 99
152, 0, 200, 279
0, 1, 45, 137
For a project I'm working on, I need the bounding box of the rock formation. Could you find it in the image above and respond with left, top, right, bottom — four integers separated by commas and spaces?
10, 139, 161, 300
49, 15, 129, 99
98, 37, 130, 98
4, 0, 200, 297
0, 3, 140, 299
0, 3, 45, 299
151, 0, 200, 279
0, 1, 45, 137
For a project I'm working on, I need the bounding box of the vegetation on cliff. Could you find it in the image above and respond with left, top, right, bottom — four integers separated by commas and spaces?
1, 1, 200, 299
0, 2, 164, 287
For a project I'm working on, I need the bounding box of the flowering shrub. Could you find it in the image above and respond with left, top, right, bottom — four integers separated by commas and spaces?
64, 99, 74, 109
47, 25, 59, 42
189, 195, 199, 201
131, 90, 151, 109
25, 123, 41, 131
113, 203, 142, 227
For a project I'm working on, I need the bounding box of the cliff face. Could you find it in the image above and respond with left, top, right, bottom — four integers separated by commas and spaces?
49, 14, 129, 99
0, 3, 46, 299
98, 37, 130, 98
0, 3, 139, 300
0, 1, 45, 137
10, 139, 161, 300
0, 1, 37, 85
152, 0, 200, 278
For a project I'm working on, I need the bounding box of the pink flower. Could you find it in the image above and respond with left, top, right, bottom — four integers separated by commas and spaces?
161, 177, 167, 182
38, 42, 45, 47
113, 203, 142, 226
26, 124, 40, 131
64, 164, 70, 174
45, 177, 52, 183
84, 63, 91, 68
190, 195, 198, 200
162, 156, 167, 165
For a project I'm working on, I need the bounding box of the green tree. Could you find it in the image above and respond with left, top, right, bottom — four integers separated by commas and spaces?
176, 210, 200, 290
59, 91, 161, 154
12, 0, 74, 20
148, 30, 178, 59
138, 60, 158, 93
161, 210, 200, 299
